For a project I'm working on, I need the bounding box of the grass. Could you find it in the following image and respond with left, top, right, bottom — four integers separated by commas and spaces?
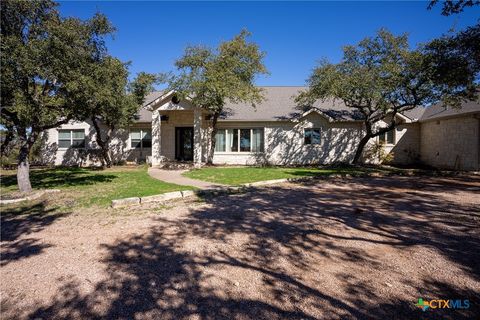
1, 166, 194, 207
183, 165, 382, 185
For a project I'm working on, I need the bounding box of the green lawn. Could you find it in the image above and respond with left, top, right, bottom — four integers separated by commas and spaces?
1, 166, 194, 207
183, 165, 377, 185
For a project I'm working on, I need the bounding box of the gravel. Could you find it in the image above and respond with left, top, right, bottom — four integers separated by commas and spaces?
1, 175, 479, 319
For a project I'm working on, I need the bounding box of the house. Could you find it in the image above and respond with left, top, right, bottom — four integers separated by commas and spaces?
42, 86, 480, 170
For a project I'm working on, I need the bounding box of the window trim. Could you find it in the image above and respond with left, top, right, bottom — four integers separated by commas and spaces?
304, 128, 321, 145
130, 128, 152, 150
214, 128, 265, 154
57, 129, 86, 149
378, 129, 396, 145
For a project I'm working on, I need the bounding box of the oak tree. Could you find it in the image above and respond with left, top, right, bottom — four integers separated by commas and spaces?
166, 30, 268, 164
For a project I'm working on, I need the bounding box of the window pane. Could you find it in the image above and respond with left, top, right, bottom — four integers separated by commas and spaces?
72, 130, 85, 139
379, 132, 385, 143
131, 139, 141, 148
240, 129, 251, 152
231, 129, 238, 152
130, 131, 141, 140
71, 139, 85, 148
252, 129, 264, 152
312, 129, 321, 144
215, 129, 226, 152
304, 129, 312, 145
387, 130, 395, 144
58, 140, 71, 148
58, 130, 71, 140
142, 130, 152, 148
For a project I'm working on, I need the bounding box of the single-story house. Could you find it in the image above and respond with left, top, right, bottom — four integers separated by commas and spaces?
42, 86, 480, 170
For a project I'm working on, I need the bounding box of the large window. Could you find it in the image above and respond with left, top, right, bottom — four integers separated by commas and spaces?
216, 128, 264, 153
58, 129, 85, 148
379, 129, 395, 145
304, 128, 321, 145
130, 129, 152, 149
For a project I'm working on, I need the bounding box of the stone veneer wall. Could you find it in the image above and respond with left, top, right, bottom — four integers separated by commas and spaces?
420, 115, 480, 170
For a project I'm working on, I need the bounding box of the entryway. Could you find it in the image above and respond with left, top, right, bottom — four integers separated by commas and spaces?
175, 127, 194, 161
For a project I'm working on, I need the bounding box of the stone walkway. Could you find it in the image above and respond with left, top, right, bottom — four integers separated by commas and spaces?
148, 167, 226, 190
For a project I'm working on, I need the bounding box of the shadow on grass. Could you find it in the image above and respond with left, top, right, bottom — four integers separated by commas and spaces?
1, 167, 117, 191
1, 201, 71, 266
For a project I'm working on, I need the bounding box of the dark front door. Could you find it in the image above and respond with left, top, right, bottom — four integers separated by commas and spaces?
175, 127, 194, 161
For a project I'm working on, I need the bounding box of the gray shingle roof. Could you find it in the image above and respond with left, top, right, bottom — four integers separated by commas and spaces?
141, 87, 480, 123
419, 99, 480, 122
135, 91, 165, 122
221, 86, 364, 121
402, 107, 426, 121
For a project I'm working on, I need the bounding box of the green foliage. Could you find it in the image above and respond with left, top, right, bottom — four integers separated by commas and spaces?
167, 30, 268, 113
364, 141, 395, 164
164, 30, 268, 163
297, 29, 479, 163
1, 0, 115, 129
423, 23, 480, 107
0, 0, 115, 191
85, 57, 158, 166
428, 0, 480, 15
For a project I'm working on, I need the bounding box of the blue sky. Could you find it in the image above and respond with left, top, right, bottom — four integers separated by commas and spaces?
58, 1, 479, 87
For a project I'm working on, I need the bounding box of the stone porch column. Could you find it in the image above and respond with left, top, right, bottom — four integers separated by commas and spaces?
193, 107, 203, 167
151, 109, 163, 166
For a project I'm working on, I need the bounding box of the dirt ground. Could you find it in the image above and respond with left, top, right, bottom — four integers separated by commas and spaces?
1, 175, 479, 320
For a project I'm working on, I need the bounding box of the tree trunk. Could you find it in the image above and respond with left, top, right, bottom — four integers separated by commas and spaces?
352, 134, 372, 164
17, 141, 32, 192
91, 117, 112, 168
206, 113, 219, 165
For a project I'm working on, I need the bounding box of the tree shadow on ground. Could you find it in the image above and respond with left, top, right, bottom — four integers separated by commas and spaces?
19, 175, 480, 319
1, 201, 70, 266
0, 167, 117, 191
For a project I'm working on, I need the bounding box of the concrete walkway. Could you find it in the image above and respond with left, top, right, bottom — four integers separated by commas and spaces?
148, 167, 227, 190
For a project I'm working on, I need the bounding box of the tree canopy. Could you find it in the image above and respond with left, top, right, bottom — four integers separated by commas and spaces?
87, 57, 157, 167
165, 30, 268, 163
428, 0, 480, 15
0, 0, 114, 191
297, 29, 477, 164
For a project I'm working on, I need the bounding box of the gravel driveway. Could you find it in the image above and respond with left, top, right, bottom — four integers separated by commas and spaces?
1, 175, 479, 319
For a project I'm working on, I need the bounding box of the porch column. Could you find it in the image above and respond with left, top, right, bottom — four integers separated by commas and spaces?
193, 107, 203, 167
151, 109, 163, 166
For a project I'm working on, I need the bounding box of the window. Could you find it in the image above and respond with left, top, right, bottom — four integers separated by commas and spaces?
58, 129, 85, 148
219, 128, 264, 153
304, 129, 321, 145
130, 129, 152, 149
215, 129, 226, 152
252, 129, 264, 152
240, 129, 251, 152
379, 129, 395, 144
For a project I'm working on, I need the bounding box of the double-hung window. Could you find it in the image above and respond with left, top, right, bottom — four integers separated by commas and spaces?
215, 128, 264, 152
304, 128, 321, 145
58, 129, 85, 148
379, 129, 395, 145
130, 129, 152, 149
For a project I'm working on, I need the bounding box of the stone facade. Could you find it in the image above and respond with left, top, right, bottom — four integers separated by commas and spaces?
420, 115, 480, 170
41, 101, 479, 170
43, 120, 151, 166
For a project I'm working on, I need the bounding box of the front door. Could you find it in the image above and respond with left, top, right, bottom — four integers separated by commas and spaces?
175, 127, 194, 161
